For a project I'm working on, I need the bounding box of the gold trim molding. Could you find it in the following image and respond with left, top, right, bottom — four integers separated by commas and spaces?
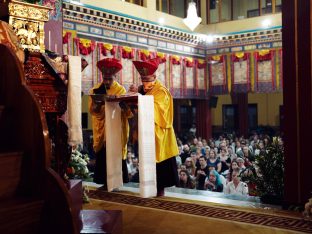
8, 0, 52, 52
9, 0, 51, 21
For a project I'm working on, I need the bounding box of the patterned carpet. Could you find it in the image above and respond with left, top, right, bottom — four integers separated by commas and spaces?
88, 190, 312, 233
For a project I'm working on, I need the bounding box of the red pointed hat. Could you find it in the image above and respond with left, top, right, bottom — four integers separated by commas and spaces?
97, 58, 122, 78
133, 58, 160, 82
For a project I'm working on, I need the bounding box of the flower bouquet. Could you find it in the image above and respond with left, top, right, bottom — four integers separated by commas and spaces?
66, 149, 91, 180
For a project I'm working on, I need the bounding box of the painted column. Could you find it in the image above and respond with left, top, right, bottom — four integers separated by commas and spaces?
282, 0, 312, 205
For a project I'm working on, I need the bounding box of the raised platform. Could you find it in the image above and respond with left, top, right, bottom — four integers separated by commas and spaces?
81, 210, 122, 234
86, 189, 312, 233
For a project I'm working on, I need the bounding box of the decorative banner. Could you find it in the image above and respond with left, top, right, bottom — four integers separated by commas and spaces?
156, 53, 167, 87
73, 37, 97, 94
120, 46, 135, 90
74, 38, 96, 55
208, 55, 227, 95
138, 49, 154, 61
183, 57, 195, 97
231, 52, 250, 93
100, 43, 116, 57
196, 59, 207, 97
171, 54, 181, 65
255, 49, 275, 92
63, 31, 71, 44
62, 31, 72, 55
184, 57, 194, 68
121, 46, 135, 59
170, 55, 182, 97
156, 52, 167, 64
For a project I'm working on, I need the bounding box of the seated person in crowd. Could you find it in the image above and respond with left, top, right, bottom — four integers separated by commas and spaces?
178, 169, 195, 189
219, 148, 231, 173
224, 169, 248, 196
236, 157, 246, 173
207, 150, 221, 173
204, 169, 224, 192
195, 156, 209, 190
129, 157, 139, 182
184, 157, 196, 179
180, 144, 191, 164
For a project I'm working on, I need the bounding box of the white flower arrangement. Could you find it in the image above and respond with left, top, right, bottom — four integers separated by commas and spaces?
67, 149, 91, 179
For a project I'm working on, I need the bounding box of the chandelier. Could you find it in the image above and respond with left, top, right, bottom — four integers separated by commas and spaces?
183, 1, 202, 31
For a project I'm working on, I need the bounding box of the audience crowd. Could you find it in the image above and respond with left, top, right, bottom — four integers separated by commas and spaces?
125, 131, 283, 197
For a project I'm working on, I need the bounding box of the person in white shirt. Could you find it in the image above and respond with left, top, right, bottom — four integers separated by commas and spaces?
224, 169, 248, 196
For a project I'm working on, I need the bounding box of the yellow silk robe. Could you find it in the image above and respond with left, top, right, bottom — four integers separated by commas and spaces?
88, 81, 131, 159
146, 80, 179, 162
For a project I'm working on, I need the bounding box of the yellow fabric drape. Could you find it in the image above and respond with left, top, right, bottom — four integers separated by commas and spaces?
104, 43, 113, 51
276, 49, 280, 89
250, 51, 255, 92
88, 81, 131, 159
227, 54, 232, 93
146, 80, 179, 163
235, 52, 245, 59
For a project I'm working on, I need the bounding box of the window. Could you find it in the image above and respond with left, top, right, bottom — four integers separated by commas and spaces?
221, 0, 232, 22
222, 105, 238, 132
248, 104, 258, 131
157, 0, 201, 18
234, 0, 259, 20
124, 0, 144, 6
275, 0, 282, 13
209, 0, 220, 23
261, 0, 272, 15
207, 0, 281, 24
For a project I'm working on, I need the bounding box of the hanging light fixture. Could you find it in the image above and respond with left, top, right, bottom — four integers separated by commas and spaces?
183, 1, 202, 31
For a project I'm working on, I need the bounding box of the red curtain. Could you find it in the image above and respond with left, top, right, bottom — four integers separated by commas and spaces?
231, 93, 248, 137
196, 100, 211, 140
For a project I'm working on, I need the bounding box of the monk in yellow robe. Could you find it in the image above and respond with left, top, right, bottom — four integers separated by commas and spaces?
89, 58, 131, 186
131, 58, 179, 196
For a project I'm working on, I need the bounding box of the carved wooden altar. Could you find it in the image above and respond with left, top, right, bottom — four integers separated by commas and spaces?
24, 51, 71, 178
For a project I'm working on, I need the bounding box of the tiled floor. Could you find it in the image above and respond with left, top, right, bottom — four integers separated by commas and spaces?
83, 181, 281, 210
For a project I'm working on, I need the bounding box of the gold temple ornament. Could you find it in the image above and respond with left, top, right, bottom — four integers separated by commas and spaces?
8, 0, 52, 52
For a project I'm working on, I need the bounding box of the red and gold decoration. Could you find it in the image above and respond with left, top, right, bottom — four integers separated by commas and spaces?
170, 55, 181, 65
63, 31, 71, 44
197, 58, 206, 69
61, 33, 283, 98
74, 38, 96, 55
121, 46, 135, 59
184, 57, 194, 67
231, 52, 250, 93
156, 52, 167, 64
138, 49, 155, 61
100, 43, 116, 56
